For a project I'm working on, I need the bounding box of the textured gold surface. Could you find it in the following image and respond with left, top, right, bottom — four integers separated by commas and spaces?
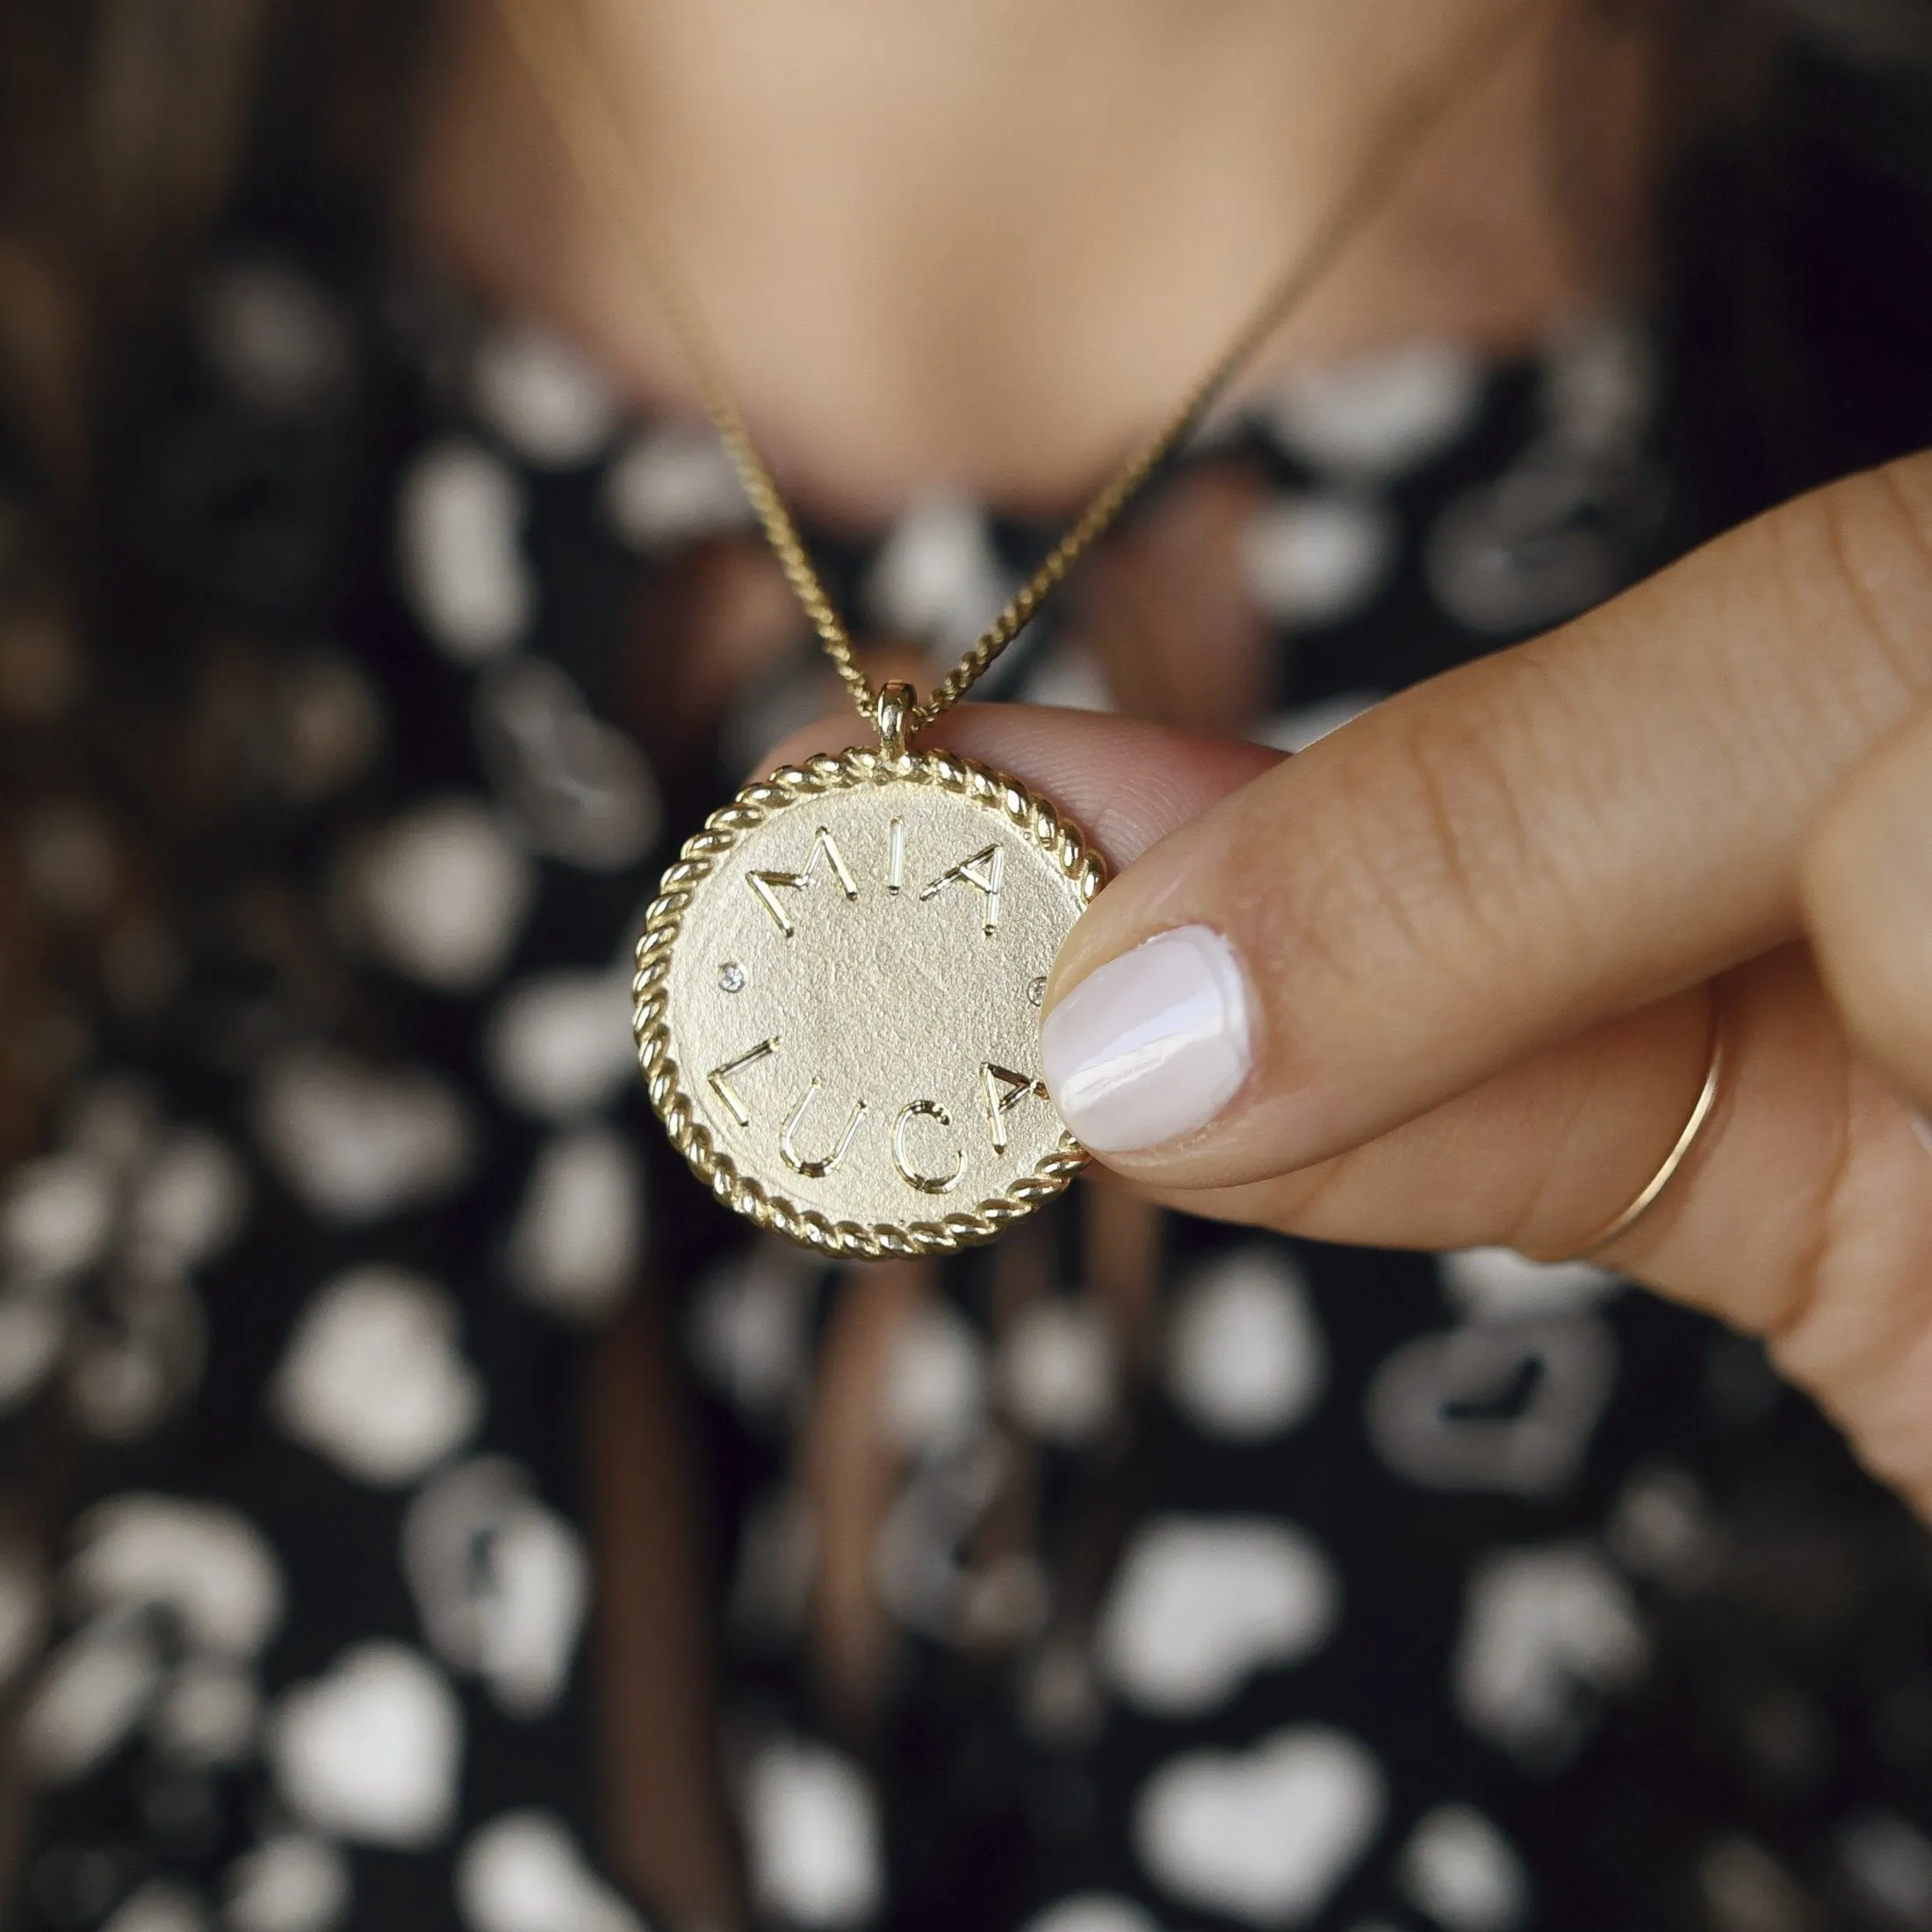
635, 747, 1107, 1258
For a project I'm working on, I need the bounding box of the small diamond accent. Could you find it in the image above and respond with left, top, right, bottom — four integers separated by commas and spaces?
1027, 976, 1048, 1006
718, 963, 747, 993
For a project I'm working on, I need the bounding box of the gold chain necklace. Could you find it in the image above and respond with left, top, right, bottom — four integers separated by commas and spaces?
497, 0, 1541, 1258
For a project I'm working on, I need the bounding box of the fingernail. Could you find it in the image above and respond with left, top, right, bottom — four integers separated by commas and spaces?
1040, 924, 1253, 1153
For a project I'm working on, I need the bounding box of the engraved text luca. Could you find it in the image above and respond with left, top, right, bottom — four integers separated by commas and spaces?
748, 824, 1006, 936
703, 1038, 1049, 1193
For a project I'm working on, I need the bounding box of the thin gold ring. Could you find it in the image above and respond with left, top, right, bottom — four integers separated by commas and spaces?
1556, 991, 1727, 1263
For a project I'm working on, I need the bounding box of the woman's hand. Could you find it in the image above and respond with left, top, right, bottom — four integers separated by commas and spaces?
773, 451, 1932, 1515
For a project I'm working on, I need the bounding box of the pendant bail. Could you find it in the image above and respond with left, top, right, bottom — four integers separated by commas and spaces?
876, 681, 916, 761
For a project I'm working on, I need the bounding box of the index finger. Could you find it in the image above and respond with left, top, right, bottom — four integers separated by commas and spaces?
1036, 451, 1932, 1182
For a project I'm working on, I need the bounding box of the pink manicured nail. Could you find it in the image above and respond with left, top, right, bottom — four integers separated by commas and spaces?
1040, 925, 1253, 1153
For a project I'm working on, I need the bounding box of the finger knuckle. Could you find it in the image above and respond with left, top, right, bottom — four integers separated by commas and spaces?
1829, 987, 1932, 1111
1280, 682, 1568, 995
1801, 758, 1932, 1094
1770, 1071, 1932, 1500
1777, 457, 1932, 715
1813, 926, 1932, 1095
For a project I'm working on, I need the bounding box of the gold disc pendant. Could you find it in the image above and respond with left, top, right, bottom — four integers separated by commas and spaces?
634, 723, 1105, 1259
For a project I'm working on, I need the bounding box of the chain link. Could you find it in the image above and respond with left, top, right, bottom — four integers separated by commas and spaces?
496, 0, 1543, 737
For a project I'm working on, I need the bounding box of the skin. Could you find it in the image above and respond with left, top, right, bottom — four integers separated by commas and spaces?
416, 0, 1628, 517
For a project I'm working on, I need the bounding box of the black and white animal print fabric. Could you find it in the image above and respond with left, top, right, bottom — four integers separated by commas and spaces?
4, 243, 1930, 1932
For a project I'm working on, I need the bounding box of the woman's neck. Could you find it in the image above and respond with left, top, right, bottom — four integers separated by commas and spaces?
412, 0, 1645, 522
